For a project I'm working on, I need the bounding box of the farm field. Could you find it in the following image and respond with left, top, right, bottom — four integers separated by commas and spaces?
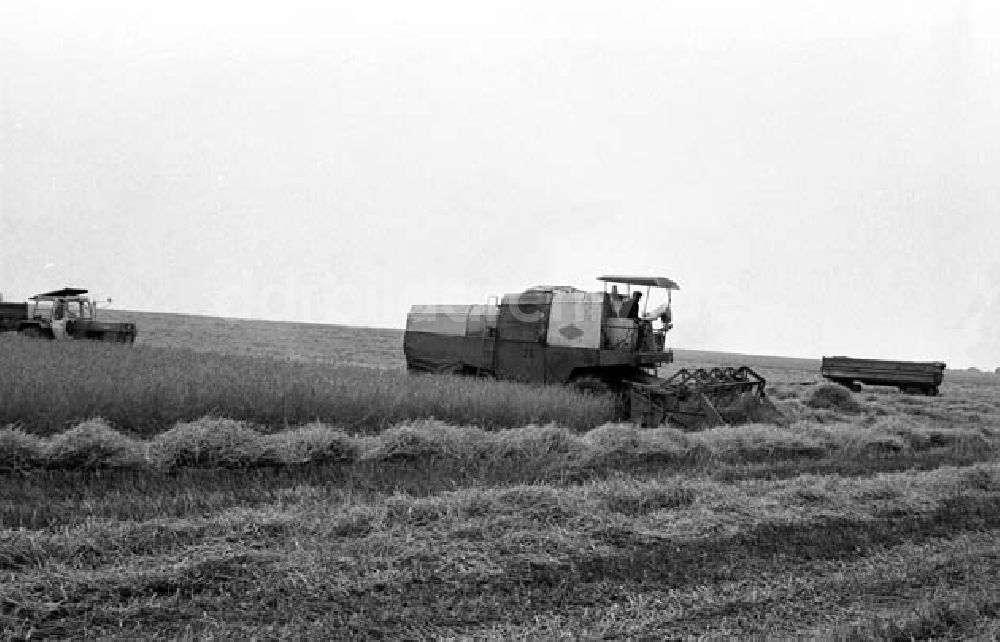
2, 312, 1000, 638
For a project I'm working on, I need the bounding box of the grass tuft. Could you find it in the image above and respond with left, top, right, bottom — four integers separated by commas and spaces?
0, 426, 45, 470
265, 422, 360, 464
698, 423, 829, 461
45, 419, 144, 469
836, 592, 1000, 641
594, 478, 697, 515
150, 418, 267, 469
582, 424, 691, 466
493, 423, 587, 460
361, 419, 488, 462
806, 383, 862, 413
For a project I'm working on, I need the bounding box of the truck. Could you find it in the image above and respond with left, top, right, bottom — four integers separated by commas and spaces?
0, 288, 137, 343
821, 356, 946, 396
404, 275, 784, 429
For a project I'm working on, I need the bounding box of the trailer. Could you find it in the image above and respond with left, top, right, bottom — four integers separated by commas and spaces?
821, 356, 946, 396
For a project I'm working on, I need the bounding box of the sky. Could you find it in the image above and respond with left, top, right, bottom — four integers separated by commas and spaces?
1, 1, 999, 369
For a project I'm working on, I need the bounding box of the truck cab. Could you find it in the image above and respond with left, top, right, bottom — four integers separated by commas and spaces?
13, 288, 137, 342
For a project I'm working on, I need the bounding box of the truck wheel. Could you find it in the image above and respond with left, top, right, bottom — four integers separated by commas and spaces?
19, 326, 43, 339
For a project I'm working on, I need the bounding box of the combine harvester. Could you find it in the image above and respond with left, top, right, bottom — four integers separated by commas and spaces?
404, 275, 785, 429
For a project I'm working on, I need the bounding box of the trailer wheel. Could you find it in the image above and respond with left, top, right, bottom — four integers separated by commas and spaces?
19, 326, 44, 339
834, 379, 861, 392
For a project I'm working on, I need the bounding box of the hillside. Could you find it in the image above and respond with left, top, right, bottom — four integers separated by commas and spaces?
2, 311, 998, 637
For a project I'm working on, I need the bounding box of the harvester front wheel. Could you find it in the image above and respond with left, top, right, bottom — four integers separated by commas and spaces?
571, 375, 612, 396
571, 375, 630, 420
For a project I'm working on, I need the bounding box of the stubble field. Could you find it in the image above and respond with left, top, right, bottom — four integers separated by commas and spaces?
2, 309, 999, 639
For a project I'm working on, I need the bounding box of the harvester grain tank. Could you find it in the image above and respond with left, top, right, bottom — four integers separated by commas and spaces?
0, 288, 137, 343
404, 275, 783, 429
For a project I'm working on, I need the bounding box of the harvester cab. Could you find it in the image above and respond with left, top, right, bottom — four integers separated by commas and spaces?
596, 275, 677, 361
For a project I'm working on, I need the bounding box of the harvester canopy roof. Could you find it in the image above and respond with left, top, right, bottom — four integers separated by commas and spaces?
33, 288, 89, 299
597, 275, 680, 290
525, 285, 583, 293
